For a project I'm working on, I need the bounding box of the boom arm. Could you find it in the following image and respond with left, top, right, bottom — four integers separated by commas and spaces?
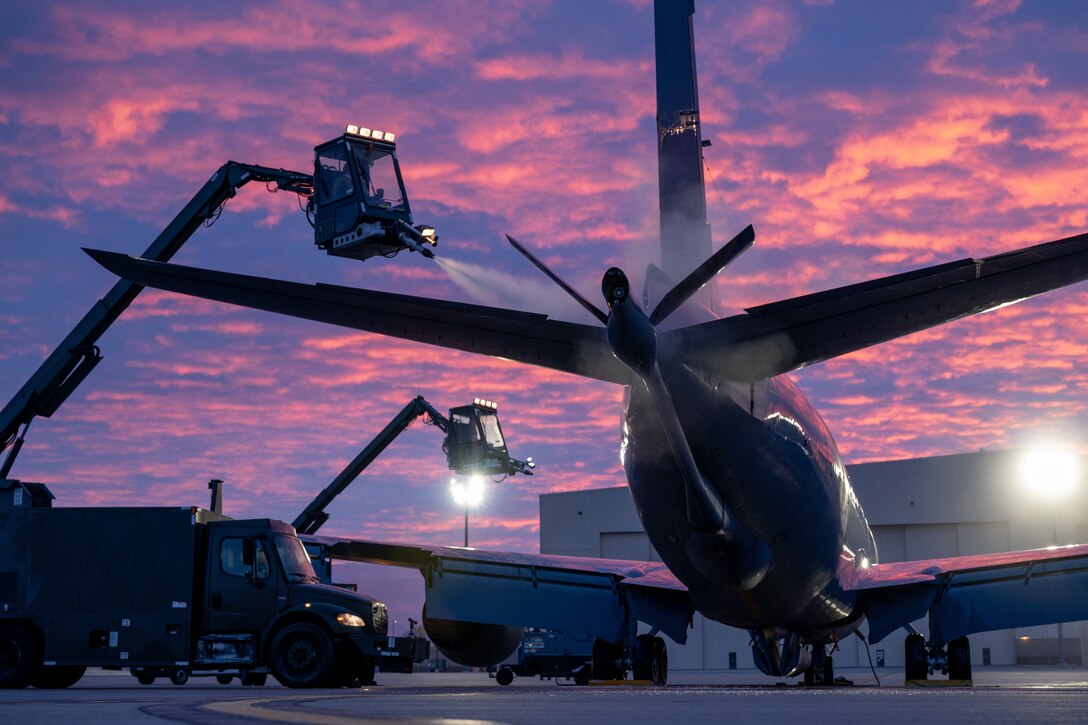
0, 162, 312, 476
292, 395, 448, 535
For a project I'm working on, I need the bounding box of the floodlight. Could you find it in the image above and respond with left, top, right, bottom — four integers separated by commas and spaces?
450, 476, 485, 507
1018, 447, 1081, 501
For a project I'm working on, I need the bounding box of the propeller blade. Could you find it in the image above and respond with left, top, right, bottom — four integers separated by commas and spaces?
650, 225, 755, 325
505, 234, 609, 324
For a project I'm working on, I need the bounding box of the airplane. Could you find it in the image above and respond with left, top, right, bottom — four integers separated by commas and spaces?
86, 1, 1088, 684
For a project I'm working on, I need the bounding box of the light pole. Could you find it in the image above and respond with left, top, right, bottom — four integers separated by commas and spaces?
450, 476, 485, 547
1018, 446, 1082, 667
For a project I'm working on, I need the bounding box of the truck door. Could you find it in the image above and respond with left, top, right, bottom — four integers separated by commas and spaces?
205, 532, 280, 633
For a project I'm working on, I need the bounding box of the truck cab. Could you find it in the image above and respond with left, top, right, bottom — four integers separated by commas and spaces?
0, 496, 426, 690
199, 517, 405, 687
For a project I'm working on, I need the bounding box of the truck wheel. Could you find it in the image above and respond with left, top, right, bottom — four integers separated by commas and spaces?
31, 666, 86, 689
495, 667, 514, 686
216, 674, 233, 685
241, 671, 268, 687
135, 673, 156, 685
269, 623, 335, 688
169, 668, 190, 685
0, 623, 39, 689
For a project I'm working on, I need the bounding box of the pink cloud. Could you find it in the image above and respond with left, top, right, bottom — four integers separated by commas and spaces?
3, 3, 1088, 624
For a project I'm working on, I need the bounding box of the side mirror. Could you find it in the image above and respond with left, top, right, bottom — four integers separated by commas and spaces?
242, 538, 255, 566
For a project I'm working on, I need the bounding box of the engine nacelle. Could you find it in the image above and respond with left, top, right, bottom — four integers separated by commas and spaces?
422, 606, 522, 667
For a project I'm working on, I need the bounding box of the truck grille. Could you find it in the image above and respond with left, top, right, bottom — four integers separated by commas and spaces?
371, 602, 388, 635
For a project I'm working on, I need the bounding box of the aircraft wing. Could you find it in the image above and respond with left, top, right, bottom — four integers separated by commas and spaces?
842, 543, 1088, 645
89, 230, 1088, 386
668, 231, 1088, 381
307, 535, 695, 644
84, 250, 630, 385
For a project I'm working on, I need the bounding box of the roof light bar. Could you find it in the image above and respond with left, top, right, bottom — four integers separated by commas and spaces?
473, 398, 498, 410
343, 124, 397, 143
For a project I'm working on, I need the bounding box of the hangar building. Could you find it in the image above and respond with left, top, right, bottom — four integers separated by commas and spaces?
539, 448, 1088, 671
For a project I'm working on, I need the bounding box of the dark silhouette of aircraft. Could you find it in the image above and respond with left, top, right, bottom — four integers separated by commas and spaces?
87, 1, 1088, 682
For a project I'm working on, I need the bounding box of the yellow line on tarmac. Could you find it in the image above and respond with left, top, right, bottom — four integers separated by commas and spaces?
203, 694, 502, 725
204, 695, 363, 725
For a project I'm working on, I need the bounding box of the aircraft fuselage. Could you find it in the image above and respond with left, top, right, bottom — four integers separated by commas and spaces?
620, 354, 876, 639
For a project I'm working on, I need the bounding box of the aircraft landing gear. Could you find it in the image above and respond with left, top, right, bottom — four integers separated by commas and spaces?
632, 634, 668, 685
947, 636, 972, 681
904, 633, 927, 681
904, 633, 972, 683
803, 647, 834, 686
591, 639, 624, 681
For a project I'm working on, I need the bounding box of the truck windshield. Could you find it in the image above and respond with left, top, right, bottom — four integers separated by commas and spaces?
275, 535, 319, 582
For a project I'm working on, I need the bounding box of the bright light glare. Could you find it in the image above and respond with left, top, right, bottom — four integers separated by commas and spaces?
450, 476, 485, 507
1018, 447, 1081, 500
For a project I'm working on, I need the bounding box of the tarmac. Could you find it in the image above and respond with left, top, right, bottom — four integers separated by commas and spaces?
2, 667, 1087, 724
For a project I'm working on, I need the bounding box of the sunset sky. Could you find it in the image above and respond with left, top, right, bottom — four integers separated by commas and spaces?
2, 0, 1087, 622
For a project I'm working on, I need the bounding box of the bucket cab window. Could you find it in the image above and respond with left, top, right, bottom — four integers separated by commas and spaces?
477, 410, 507, 451
316, 145, 354, 204
220, 537, 270, 581
450, 410, 481, 443
352, 145, 406, 212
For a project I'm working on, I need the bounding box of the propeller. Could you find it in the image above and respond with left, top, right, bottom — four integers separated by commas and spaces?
504, 235, 608, 324
650, 224, 754, 324
503, 227, 759, 537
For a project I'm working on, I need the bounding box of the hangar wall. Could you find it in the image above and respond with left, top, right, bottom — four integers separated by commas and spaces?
539, 449, 1088, 671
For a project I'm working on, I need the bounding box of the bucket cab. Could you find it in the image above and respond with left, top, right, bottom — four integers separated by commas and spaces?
313, 125, 435, 260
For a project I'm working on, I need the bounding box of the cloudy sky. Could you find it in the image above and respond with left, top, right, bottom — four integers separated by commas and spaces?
2, 0, 1087, 622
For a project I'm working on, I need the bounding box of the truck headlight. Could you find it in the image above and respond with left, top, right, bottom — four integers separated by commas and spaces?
336, 612, 367, 628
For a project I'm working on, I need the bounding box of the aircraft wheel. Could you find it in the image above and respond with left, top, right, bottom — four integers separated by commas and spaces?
633, 634, 655, 681
270, 622, 335, 688
904, 633, 927, 681
168, 668, 190, 686
0, 624, 39, 689
803, 664, 815, 686
591, 639, 622, 681
32, 666, 85, 689
495, 667, 514, 686
216, 674, 233, 685
948, 637, 972, 681
652, 636, 668, 685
